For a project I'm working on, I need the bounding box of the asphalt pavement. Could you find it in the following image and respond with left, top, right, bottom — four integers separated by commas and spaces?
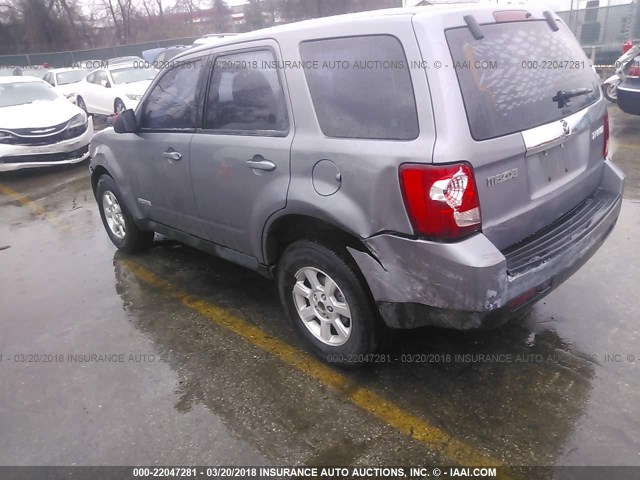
0, 106, 639, 474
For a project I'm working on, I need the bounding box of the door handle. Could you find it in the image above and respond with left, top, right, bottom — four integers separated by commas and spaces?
163, 149, 182, 161
246, 155, 276, 172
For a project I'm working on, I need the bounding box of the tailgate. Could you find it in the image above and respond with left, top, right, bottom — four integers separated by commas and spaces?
413, 8, 607, 250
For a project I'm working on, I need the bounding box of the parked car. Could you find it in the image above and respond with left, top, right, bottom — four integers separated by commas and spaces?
617, 78, 640, 116
43, 68, 88, 103
75, 62, 158, 115
108, 56, 144, 66
0, 76, 93, 172
152, 46, 190, 65
89, 6, 624, 363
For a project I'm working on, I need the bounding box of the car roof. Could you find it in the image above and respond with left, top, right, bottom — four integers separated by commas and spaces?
0, 75, 45, 85
180, 5, 490, 58
49, 68, 85, 74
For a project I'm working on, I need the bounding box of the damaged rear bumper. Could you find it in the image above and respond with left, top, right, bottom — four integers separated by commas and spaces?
348, 160, 625, 330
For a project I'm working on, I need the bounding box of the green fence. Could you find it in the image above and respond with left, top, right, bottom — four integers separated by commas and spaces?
0, 37, 197, 68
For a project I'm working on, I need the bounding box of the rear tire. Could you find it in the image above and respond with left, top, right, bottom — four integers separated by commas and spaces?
96, 175, 153, 253
277, 240, 380, 366
603, 82, 618, 103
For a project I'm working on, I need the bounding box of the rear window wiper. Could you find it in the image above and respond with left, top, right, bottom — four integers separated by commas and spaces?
552, 88, 593, 108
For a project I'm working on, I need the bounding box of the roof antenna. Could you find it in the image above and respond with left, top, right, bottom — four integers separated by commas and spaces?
543, 11, 560, 32
463, 15, 484, 40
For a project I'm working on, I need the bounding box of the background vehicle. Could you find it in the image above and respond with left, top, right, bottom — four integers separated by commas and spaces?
152, 46, 190, 64
43, 67, 88, 103
0, 76, 92, 172
603, 42, 640, 102
75, 62, 158, 115
90, 6, 624, 363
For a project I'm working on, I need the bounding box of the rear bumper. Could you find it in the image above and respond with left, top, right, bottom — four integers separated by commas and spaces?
348, 160, 624, 330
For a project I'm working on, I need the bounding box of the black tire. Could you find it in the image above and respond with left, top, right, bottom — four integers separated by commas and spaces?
114, 98, 126, 114
76, 96, 90, 115
277, 240, 380, 366
96, 175, 153, 253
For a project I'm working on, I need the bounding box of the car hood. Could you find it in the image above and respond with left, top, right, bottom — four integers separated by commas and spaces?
0, 98, 84, 129
113, 80, 152, 95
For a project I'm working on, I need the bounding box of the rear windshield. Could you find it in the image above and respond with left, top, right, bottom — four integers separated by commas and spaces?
445, 20, 601, 141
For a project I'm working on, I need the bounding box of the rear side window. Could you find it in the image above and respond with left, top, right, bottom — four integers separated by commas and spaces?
299, 35, 419, 140
140, 59, 203, 130
205, 49, 289, 133
445, 21, 601, 141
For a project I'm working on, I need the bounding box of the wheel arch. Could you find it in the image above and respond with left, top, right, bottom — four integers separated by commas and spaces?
262, 213, 373, 268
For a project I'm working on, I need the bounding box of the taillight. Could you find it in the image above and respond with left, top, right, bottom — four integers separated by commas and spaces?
603, 112, 610, 158
399, 162, 481, 241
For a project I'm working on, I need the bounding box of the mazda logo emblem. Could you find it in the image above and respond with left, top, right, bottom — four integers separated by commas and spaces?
561, 120, 571, 136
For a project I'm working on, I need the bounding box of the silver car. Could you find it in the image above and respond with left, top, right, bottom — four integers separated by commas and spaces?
90, 5, 624, 363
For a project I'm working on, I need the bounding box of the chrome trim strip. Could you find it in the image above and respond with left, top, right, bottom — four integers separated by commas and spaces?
521, 107, 592, 157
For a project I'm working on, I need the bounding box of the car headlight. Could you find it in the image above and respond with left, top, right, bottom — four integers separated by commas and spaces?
126, 93, 142, 101
66, 113, 88, 138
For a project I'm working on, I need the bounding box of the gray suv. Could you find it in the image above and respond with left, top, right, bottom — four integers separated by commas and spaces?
90, 5, 624, 362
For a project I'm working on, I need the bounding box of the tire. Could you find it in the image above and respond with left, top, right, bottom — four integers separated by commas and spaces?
114, 98, 126, 114
603, 82, 618, 103
96, 175, 153, 253
277, 240, 380, 366
76, 96, 89, 115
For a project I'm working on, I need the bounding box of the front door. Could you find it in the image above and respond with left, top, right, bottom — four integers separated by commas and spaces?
128, 57, 208, 235
189, 43, 293, 257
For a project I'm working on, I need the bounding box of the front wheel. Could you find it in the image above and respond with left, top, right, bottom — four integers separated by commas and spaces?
76, 96, 89, 114
603, 81, 619, 103
96, 175, 153, 253
114, 98, 126, 114
277, 240, 380, 365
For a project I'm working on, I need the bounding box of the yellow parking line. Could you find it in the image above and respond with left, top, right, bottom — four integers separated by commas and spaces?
0, 181, 510, 471
0, 183, 76, 232
122, 258, 506, 469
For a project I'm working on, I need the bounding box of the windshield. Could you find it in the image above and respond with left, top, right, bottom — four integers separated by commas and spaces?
56, 70, 87, 85
111, 67, 158, 84
446, 20, 601, 141
0, 81, 59, 108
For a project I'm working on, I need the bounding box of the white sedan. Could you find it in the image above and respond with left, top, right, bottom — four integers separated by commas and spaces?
0, 76, 93, 172
42, 68, 88, 104
75, 63, 158, 115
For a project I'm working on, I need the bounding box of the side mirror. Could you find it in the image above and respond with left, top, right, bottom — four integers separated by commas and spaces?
113, 109, 137, 134
101, 79, 111, 88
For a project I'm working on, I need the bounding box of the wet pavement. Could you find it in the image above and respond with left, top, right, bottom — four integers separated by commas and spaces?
0, 106, 639, 473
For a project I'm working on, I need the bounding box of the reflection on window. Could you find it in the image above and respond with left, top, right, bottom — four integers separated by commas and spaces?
140, 60, 202, 130
206, 50, 288, 133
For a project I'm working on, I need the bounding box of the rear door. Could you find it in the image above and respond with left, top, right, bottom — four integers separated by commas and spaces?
413, 8, 607, 250
189, 41, 293, 257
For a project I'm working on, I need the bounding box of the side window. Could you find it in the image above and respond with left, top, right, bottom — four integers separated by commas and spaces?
299, 35, 419, 140
205, 49, 288, 133
139, 59, 203, 130
44, 73, 53, 85
95, 71, 108, 86
86, 72, 96, 84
